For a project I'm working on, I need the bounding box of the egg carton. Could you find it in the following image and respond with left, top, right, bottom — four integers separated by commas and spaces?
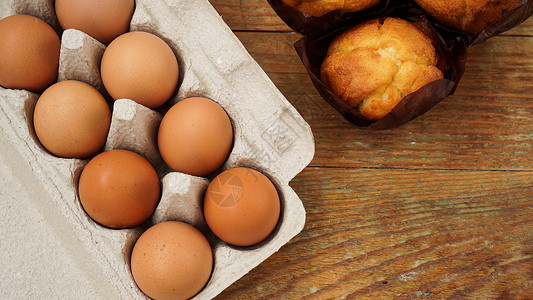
0, 0, 314, 299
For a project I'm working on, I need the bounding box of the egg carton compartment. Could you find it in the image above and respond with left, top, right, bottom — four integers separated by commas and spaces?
0, 0, 315, 299
0, 0, 59, 31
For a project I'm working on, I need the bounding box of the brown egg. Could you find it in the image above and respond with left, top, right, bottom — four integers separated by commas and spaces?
78, 149, 160, 229
100, 31, 179, 109
158, 97, 233, 176
55, 0, 135, 45
204, 167, 280, 246
131, 221, 213, 300
0, 14, 60, 93
33, 80, 111, 158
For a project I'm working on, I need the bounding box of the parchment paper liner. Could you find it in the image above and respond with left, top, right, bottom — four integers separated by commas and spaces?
268, 0, 532, 45
413, 0, 533, 46
266, 0, 389, 37
294, 5, 468, 129
268, 0, 530, 128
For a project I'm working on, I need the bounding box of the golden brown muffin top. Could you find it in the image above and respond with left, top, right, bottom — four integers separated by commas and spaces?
320, 18, 443, 121
414, 0, 523, 34
281, 0, 380, 16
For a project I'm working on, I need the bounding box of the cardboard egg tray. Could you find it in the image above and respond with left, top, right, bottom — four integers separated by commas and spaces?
0, 0, 315, 298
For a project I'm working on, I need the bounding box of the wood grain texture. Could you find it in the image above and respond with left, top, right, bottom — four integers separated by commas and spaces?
209, 1, 533, 298
210, 0, 291, 31
217, 168, 533, 299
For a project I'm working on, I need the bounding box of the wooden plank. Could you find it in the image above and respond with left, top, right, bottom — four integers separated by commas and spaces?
234, 31, 533, 171
209, 0, 291, 31
210, 0, 533, 35
206, 2, 533, 299
216, 167, 533, 299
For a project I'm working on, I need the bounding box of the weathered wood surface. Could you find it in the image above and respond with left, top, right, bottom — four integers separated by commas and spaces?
209, 1, 533, 298
219, 168, 533, 299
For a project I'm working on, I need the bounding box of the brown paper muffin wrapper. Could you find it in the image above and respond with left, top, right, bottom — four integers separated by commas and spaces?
417, 0, 533, 46
268, 0, 532, 44
293, 5, 468, 129
268, 0, 530, 128
266, 0, 390, 37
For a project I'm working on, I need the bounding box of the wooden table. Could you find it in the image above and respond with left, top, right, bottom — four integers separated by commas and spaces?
209, 1, 533, 298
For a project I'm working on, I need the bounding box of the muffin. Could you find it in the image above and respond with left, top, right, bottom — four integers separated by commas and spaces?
320, 17, 443, 121
413, 0, 523, 34
281, 0, 380, 16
